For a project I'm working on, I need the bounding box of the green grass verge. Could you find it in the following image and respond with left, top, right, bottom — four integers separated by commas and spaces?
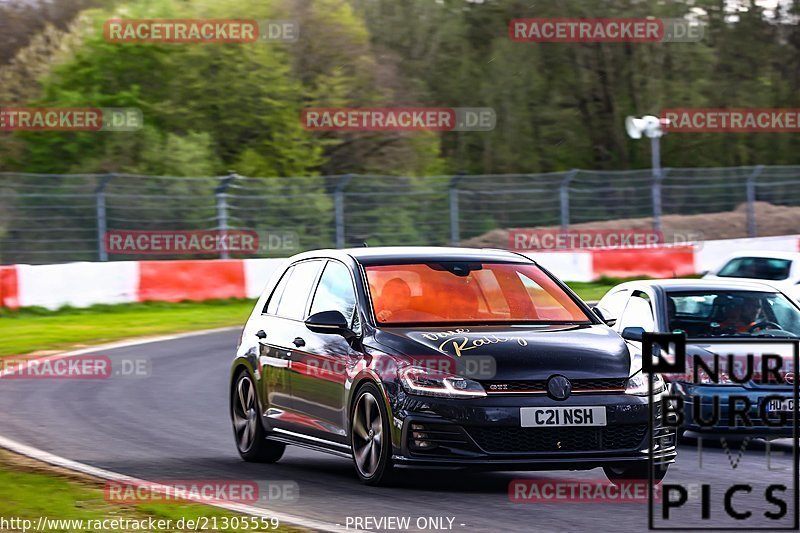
0, 299, 253, 357
566, 278, 620, 302
0, 278, 646, 357
0, 451, 299, 532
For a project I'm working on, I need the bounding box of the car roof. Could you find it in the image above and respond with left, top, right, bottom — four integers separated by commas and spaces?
287, 246, 532, 266
608, 278, 782, 293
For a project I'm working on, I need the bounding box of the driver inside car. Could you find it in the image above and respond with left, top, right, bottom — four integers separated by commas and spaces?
375, 277, 413, 322
718, 296, 763, 333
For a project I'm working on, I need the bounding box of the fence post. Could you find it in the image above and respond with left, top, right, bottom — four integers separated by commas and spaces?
559, 169, 579, 232
215, 173, 237, 259
335, 174, 353, 249
449, 174, 464, 246
746, 165, 765, 238
95, 174, 114, 262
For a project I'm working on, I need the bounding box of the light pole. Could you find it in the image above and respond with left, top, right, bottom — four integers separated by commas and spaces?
625, 115, 669, 232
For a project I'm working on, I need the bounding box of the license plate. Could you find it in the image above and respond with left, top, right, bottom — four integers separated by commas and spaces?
520, 406, 607, 427
766, 398, 794, 412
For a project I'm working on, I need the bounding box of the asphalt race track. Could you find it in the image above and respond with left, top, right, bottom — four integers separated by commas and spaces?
0, 330, 797, 532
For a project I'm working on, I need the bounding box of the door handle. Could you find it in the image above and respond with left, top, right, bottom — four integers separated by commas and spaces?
255, 330, 267, 339
292, 337, 305, 348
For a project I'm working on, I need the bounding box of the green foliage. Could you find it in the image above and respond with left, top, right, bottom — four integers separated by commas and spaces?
4, 0, 800, 261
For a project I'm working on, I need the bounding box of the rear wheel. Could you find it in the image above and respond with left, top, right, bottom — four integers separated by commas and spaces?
350, 383, 393, 485
604, 463, 669, 485
232, 370, 285, 463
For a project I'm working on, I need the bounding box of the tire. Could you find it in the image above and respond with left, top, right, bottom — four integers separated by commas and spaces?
604, 463, 669, 485
231, 370, 285, 463
350, 382, 394, 485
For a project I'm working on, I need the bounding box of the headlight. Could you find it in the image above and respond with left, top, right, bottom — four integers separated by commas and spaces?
399, 366, 486, 398
625, 371, 666, 396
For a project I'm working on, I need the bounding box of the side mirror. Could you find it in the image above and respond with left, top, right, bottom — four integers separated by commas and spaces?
592, 306, 616, 326
305, 310, 354, 339
621, 326, 645, 342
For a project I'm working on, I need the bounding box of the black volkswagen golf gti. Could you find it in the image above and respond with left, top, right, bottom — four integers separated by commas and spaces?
230, 247, 676, 485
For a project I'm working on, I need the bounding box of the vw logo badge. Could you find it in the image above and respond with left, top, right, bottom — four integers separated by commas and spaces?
547, 375, 572, 400
786, 372, 795, 385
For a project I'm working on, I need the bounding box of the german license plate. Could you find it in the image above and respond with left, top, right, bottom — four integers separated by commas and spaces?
766, 398, 794, 412
520, 406, 607, 427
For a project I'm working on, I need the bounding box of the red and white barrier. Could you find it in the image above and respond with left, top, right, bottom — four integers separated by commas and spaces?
2, 235, 798, 309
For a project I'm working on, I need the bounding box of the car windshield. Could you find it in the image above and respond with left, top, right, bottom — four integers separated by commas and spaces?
364, 262, 591, 325
717, 257, 792, 281
667, 290, 800, 338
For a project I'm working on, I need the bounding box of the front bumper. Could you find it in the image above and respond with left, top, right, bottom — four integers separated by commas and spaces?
391, 391, 677, 470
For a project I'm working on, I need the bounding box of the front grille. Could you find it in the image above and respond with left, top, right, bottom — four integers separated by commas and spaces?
574, 378, 628, 390
482, 378, 627, 394
467, 424, 647, 453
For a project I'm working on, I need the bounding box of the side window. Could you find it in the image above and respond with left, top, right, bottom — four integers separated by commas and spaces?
309, 261, 357, 321
617, 292, 655, 333
597, 289, 630, 320
275, 261, 323, 320
264, 266, 293, 315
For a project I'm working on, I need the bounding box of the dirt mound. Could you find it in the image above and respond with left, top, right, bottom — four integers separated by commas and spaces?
463, 202, 800, 248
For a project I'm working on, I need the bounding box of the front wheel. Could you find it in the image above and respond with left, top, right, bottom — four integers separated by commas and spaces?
231, 371, 285, 463
350, 382, 393, 485
604, 463, 669, 485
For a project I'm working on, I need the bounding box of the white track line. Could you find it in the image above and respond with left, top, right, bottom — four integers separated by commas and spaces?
0, 328, 363, 533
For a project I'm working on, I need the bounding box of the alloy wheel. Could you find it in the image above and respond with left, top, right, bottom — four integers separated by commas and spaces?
233, 375, 257, 453
352, 391, 383, 477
